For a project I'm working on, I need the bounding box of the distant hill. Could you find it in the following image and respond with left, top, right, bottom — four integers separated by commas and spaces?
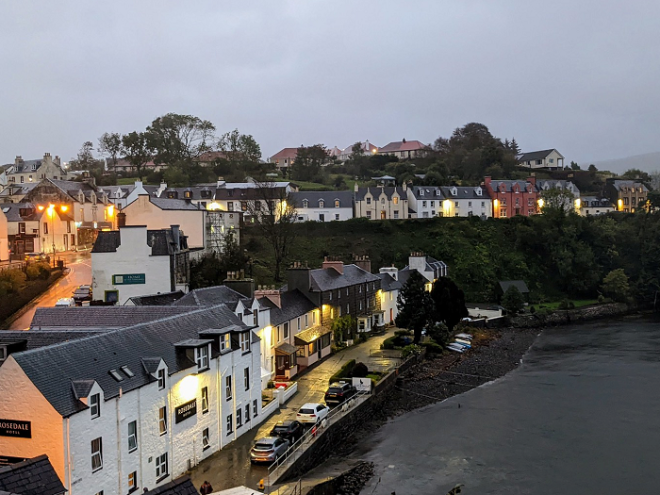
591, 152, 660, 174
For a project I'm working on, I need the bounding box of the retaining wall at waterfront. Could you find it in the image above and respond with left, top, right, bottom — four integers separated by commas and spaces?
508, 302, 635, 328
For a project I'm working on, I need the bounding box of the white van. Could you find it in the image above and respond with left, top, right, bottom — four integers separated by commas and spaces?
55, 298, 75, 307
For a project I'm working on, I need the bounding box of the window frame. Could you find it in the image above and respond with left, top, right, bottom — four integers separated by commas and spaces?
128, 420, 138, 452
91, 437, 103, 472
196, 345, 209, 371
244, 367, 250, 391
202, 428, 210, 450
201, 386, 209, 413
225, 375, 232, 400
158, 406, 167, 435
226, 414, 233, 433
253, 399, 258, 417
156, 452, 168, 479
90, 393, 100, 419
240, 332, 250, 353
157, 368, 166, 390
128, 471, 137, 493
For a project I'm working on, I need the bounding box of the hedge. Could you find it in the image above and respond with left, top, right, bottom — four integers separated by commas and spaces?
328, 359, 356, 385
0, 269, 64, 325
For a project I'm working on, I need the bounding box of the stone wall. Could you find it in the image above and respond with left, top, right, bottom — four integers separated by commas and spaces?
508, 302, 635, 328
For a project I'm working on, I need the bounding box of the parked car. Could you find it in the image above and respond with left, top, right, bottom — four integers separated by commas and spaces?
269, 420, 304, 443
55, 298, 75, 307
72, 285, 92, 304
324, 381, 357, 407
296, 403, 330, 425
249, 436, 290, 464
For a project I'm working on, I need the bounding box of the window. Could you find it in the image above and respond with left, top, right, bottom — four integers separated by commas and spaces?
304, 314, 309, 327
157, 369, 166, 389
240, 332, 250, 353
90, 393, 100, 418
203, 428, 210, 450
284, 322, 289, 339
253, 399, 258, 417
346, 303, 350, 314
159, 406, 167, 435
297, 317, 301, 330
91, 437, 103, 471
128, 471, 137, 492
366, 197, 371, 205
337, 289, 341, 299
334, 199, 340, 208
500, 209, 507, 218
237, 408, 242, 428
430, 201, 435, 207
393, 197, 399, 205
43, 222, 48, 234
156, 453, 168, 478
228, 202, 234, 211
359, 300, 363, 311
319, 199, 325, 208
244, 367, 250, 391
19, 223, 25, 234
366, 211, 372, 218
422, 201, 427, 207
245, 404, 251, 422
128, 421, 138, 452
335, 214, 340, 220
202, 387, 209, 413
481, 201, 485, 207
67, 221, 71, 233
226, 414, 233, 433
225, 375, 232, 400
196, 346, 209, 370
220, 333, 230, 351
329, 291, 332, 301
302, 199, 308, 208
393, 210, 399, 219
359, 285, 362, 293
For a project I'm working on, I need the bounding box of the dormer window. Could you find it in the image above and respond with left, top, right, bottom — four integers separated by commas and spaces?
335, 200, 340, 208
220, 333, 230, 351
90, 393, 100, 418
302, 199, 308, 208
167, 191, 178, 199
157, 369, 166, 390
393, 197, 399, 205
476, 188, 482, 196
196, 346, 209, 370
319, 199, 325, 208
184, 190, 192, 199
419, 189, 424, 196
240, 332, 250, 353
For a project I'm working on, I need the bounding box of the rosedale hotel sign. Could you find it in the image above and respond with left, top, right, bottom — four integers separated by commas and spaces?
175, 399, 197, 424
0, 419, 32, 438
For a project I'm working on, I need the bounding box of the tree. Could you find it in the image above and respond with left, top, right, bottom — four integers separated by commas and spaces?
332, 315, 356, 342
588, 164, 598, 173
147, 113, 215, 166
98, 132, 124, 175
189, 230, 247, 289
69, 141, 96, 170
430, 277, 468, 332
602, 268, 630, 302
395, 271, 434, 344
502, 285, 525, 314
539, 186, 576, 213
122, 132, 154, 180
621, 168, 650, 182
570, 161, 581, 171
245, 180, 297, 282
289, 144, 328, 182
216, 129, 263, 180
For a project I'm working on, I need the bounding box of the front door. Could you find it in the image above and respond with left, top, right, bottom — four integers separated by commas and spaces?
317, 342, 322, 359
390, 308, 393, 324
380, 210, 386, 219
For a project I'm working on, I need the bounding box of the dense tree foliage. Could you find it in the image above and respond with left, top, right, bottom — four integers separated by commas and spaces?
502, 285, 525, 314
290, 144, 329, 182
430, 277, 469, 330
395, 271, 434, 343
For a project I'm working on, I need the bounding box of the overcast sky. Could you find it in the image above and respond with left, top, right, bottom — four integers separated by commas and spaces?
1, 0, 659, 167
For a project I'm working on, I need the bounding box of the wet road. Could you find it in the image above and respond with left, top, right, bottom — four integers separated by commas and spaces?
6, 251, 92, 330
189, 329, 399, 491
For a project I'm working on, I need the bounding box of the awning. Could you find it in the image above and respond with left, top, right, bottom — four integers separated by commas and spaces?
275, 342, 298, 355
294, 325, 332, 345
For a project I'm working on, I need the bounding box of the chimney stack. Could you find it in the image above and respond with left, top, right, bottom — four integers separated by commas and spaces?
322, 256, 344, 275
353, 254, 372, 273
254, 285, 282, 308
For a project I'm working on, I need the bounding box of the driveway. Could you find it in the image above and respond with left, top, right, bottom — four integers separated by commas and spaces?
189, 328, 398, 492
5, 251, 92, 330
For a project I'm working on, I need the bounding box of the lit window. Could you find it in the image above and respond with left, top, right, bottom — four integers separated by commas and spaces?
202, 387, 209, 413
335, 200, 340, 208
319, 200, 325, 208
158, 406, 167, 435
128, 421, 138, 452
393, 197, 399, 205
220, 333, 230, 351
225, 375, 232, 400
128, 471, 137, 492
155, 453, 168, 478
91, 437, 103, 471
157, 369, 166, 390
196, 346, 209, 370
90, 393, 100, 419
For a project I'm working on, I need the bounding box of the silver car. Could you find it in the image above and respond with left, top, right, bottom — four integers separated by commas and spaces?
250, 436, 290, 464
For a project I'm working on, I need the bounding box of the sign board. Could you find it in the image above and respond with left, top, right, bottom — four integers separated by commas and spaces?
0, 419, 31, 438
112, 273, 146, 285
352, 377, 372, 393
175, 399, 197, 424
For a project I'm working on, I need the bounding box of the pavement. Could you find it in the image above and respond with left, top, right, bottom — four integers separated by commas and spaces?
189, 328, 399, 493
4, 251, 92, 330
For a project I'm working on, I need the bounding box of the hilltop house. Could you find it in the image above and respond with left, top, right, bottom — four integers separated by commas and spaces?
269, 148, 298, 172
378, 139, 428, 160
517, 149, 564, 170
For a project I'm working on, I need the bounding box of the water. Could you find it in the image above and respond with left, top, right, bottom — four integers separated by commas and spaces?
360, 316, 660, 495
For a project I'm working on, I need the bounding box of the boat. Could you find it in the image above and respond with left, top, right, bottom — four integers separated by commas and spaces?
447, 343, 465, 353
454, 338, 472, 346
452, 341, 471, 349
455, 333, 473, 340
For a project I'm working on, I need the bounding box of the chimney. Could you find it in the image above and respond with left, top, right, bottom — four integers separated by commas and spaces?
353, 254, 371, 273
223, 271, 255, 298
354, 182, 359, 192
408, 252, 427, 274
254, 286, 282, 308
322, 256, 344, 275
287, 261, 313, 302
15, 156, 23, 166
54, 155, 61, 166
217, 177, 226, 189
157, 181, 167, 196
379, 265, 398, 281
83, 175, 96, 187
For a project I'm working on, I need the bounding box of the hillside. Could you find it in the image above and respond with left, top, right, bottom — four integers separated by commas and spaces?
242, 213, 660, 304
592, 152, 660, 174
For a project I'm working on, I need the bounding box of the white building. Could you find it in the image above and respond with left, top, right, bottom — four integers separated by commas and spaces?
406, 186, 444, 218
536, 179, 581, 212
440, 186, 492, 218
354, 185, 408, 220
378, 266, 402, 325
517, 149, 564, 170
0, 305, 263, 495
92, 225, 190, 304
290, 191, 354, 222
580, 196, 615, 216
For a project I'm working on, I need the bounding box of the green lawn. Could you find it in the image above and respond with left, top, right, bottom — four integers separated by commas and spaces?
530, 299, 600, 311
116, 177, 141, 185
291, 180, 334, 191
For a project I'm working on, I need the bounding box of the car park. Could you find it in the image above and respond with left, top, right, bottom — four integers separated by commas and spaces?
324, 381, 357, 407
270, 420, 304, 443
296, 403, 330, 425
249, 436, 290, 464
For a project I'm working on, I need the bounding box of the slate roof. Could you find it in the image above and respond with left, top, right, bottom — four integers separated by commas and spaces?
379, 140, 427, 152
489, 180, 535, 193
355, 186, 406, 201
261, 290, 317, 326
5, 159, 43, 174
294, 325, 332, 345
610, 180, 649, 192
128, 291, 185, 306
290, 191, 354, 209
29, 306, 197, 330
378, 272, 402, 292
150, 197, 202, 210
498, 280, 529, 294
0, 203, 35, 222
161, 186, 215, 201
440, 186, 487, 199
580, 196, 614, 208
517, 149, 562, 162
91, 230, 121, 253
536, 180, 579, 194
409, 186, 444, 199
92, 228, 187, 255
12, 305, 251, 417
309, 264, 380, 292
172, 285, 246, 308
0, 330, 101, 351
0, 455, 66, 495
143, 475, 198, 495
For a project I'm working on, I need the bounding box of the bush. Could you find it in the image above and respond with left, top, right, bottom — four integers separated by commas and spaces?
33, 262, 52, 280
26, 266, 41, 281
427, 322, 449, 345
402, 344, 422, 358
328, 359, 356, 384
352, 362, 369, 378
558, 298, 571, 310
381, 336, 397, 350
267, 381, 275, 389
0, 269, 27, 293
597, 294, 605, 304
530, 306, 536, 314
394, 329, 412, 337
421, 341, 444, 354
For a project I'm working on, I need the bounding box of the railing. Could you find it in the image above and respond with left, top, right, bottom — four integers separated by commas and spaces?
265, 390, 371, 492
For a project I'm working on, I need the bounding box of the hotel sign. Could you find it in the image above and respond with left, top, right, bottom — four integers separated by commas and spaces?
175, 399, 197, 424
0, 419, 31, 438
112, 273, 146, 285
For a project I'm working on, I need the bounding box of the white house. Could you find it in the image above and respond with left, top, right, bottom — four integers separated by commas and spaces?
406, 186, 444, 218
536, 179, 581, 212
0, 305, 263, 495
92, 225, 190, 304
290, 191, 354, 222
440, 186, 492, 218
378, 266, 402, 325
580, 196, 615, 216
354, 185, 408, 220
517, 149, 564, 170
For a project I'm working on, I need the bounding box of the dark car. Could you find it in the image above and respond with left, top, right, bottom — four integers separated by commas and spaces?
270, 420, 304, 443
324, 381, 357, 406
72, 285, 93, 304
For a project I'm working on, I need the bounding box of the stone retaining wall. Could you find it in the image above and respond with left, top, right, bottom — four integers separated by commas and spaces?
508, 302, 636, 328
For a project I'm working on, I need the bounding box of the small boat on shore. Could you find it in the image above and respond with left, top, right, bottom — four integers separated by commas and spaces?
447, 343, 465, 353
455, 333, 473, 340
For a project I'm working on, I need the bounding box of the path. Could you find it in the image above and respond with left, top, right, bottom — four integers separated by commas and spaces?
189, 328, 398, 492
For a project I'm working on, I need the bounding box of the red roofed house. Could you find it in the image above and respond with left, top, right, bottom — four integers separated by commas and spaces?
378, 139, 428, 160
269, 148, 299, 172
483, 176, 539, 218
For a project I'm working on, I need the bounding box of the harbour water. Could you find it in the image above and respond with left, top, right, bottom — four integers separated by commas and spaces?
359, 316, 660, 495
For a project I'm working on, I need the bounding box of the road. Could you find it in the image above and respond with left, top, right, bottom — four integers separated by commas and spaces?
6, 251, 92, 330
189, 328, 399, 492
